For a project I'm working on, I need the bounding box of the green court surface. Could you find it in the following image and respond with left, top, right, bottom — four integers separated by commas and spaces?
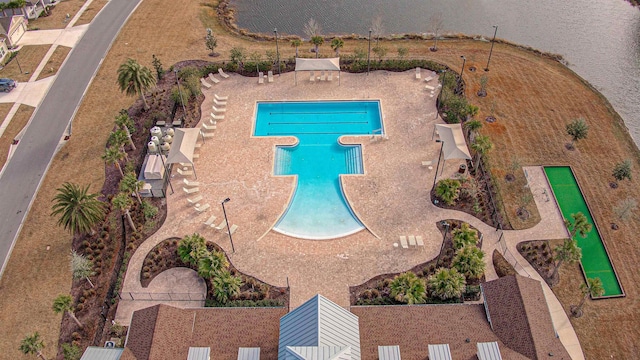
544, 166, 623, 297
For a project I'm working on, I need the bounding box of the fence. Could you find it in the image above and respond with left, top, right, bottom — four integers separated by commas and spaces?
496, 228, 532, 278
119, 292, 205, 301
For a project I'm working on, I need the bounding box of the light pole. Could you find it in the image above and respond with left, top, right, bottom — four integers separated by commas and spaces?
174, 69, 187, 125
221, 198, 235, 253
433, 139, 444, 188
485, 25, 498, 72
367, 28, 372, 75
274, 28, 280, 75
437, 221, 450, 264
459, 55, 466, 80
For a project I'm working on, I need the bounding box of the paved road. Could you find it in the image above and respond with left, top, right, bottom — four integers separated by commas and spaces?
0, 0, 141, 277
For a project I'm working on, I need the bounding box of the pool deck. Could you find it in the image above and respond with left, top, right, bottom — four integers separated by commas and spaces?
115, 71, 584, 360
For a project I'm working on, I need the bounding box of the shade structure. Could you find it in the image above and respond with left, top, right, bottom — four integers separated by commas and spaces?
435, 123, 472, 160
165, 128, 201, 179
294, 58, 341, 85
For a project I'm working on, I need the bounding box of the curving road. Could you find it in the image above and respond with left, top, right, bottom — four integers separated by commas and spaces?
0, 0, 141, 277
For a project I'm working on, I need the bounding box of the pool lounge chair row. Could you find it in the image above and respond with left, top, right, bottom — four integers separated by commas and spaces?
200, 69, 230, 89
257, 71, 275, 85
203, 216, 239, 235
309, 70, 336, 82
398, 235, 424, 249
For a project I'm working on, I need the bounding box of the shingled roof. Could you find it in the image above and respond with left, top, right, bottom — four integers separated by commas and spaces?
481, 275, 570, 360
124, 304, 287, 360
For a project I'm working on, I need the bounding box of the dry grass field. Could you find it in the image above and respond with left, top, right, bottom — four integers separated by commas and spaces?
0, 0, 638, 359
28, 0, 92, 30
0, 45, 51, 82
0, 105, 35, 170
36, 46, 72, 81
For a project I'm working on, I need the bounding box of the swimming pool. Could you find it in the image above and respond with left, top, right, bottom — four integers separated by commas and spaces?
254, 100, 383, 239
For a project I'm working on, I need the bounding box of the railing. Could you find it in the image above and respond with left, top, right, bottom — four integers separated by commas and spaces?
497, 228, 532, 278
119, 292, 205, 301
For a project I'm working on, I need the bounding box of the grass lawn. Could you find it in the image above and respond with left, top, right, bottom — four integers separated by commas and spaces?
35, 46, 72, 81
75, 0, 109, 26
28, 0, 92, 30
0, 0, 638, 359
0, 45, 51, 82
0, 105, 35, 170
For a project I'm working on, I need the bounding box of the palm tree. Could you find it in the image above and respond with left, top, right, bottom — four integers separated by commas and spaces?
52, 294, 83, 328
0, 3, 7, 17
435, 179, 461, 205
117, 58, 156, 110
71, 250, 95, 288
389, 272, 426, 304
114, 110, 136, 150
330, 38, 344, 56
464, 119, 482, 139
452, 245, 486, 280
310, 36, 324, 58
565, 212, 592, 239
108, 129, 129, 154
120, 172, 144, 205
102, 146, 126, 177
212, 270, 243, 304
112, 192, 136, 232
427, 268, 466, 300
572, 277, 604, 317
197, 250, 229, 279
19, 332, 47, 360
290, 39, 302, 57
470, 135, 493, 171
177, 233, 207, 266
551, 238, 582, 282
51, 183, 105, 235
451, 223, 479, 249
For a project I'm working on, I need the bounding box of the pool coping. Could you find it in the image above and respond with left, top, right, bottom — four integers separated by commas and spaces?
543, 165, 625, 299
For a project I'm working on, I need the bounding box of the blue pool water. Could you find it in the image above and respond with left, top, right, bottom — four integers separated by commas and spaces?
254, 101, 383, 239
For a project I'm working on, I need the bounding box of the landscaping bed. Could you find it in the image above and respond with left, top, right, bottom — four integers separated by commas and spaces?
516, 239, 563, 287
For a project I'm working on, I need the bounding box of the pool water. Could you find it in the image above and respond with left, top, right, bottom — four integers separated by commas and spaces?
254, 101, 382, 239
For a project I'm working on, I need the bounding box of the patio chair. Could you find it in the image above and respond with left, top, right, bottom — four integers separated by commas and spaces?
177, 167, 193, 176
309, 71, 315, 82
416, 236, 424, 247
187, 194, 203, 204
204, 215, 217, 226
268, 70, 274, 83
258, 72, 264, 84
400, 236, 409, 249
210, 112, 225, 120
214, 219, 227, 230
424, 75, 434, 82
408, 235, 417, 247
200, 78, 212, 89
212, 105, 226, 113
201, 131, 214, 138
213, 98, 227, 106
214, 94, 229, 101
183, 178, 200, 187
227, 224, 238, 235
208, 73, 220, 84
218, 68, 230, 79
183, 186, 199, 194
422, 160, 433, 167
202, 123, 216, 131
195, 203, 210, 212
208, 118, 217, 126
425, 84, 435, 91
319, 70, 326, 81
415, 67, 421, 79
180, 162, 193, 168
327, 71, 333, 81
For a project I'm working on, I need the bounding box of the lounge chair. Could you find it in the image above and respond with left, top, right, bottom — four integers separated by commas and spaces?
213, 98, 227, 107
226, 224, 238, 235
218, 68, 230, 79
179, 162, 193, 168
210, 112, 225, 120
187, 195, 203, 204
422, 160, 433, 167
258, 72, 264, 84
202, 123, 216, 131
204, 215, 217, 226
400, 236, 409, 249
195, 203, 210, 212
309, 71, 315, 82
268, 71, 274, 83
214, 94, 228, 101
201, 131, 214, 138
192, 153, 199, 159
415, 67, 421, 79
327, 71, 333, 81
208, 118, 217, 126
424, 75, 434, 82
425, 84, 435, 91
319, 70, 326, 81
200, 78, 212, 89
416, 236, 424, 247
212, 105, 226, 113
214, 219, 227, 230
183, 186, 199, 194
208, 73, 220, 84
408, 235, 417, 247
183, 178, 199, 187
177, 167, 193, 176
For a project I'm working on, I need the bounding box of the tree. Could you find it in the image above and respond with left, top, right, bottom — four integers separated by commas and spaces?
551, 238, 582, 282
61, 343, 81, 360
52, 294, 83, 328
451, 223, 479, 249
390, 272, 426, 304
112, 192, 136, 232
435, 179, 461, 205
205, 28, 217, 56
452, 245, 486, 280
429, 13, 444, 51
120, 171, 144, 205
114, 109, 136, 150
330, 38, 344, 56
372, 45, 387, 61
230, 47, 246, 66
108, 129, 129, 154
197, 250, 229, 279
464, 119, 482, 139
51, 183, 105, 235
303, 18, 321, 38
371, 16, 384, 46
290, 39, 302, 57
71, 250, 95, 288
212, 270, 243, 304
20, 332, 47, 360
102, 146, 126, 177
614, 197, 637, 221
566, 118, 588, 147
117, 58, 156, 110
427, 268, 466, 300
397, 46, 408, 60
310, 36, 324, 58
478, 75, 488, 96
612, 159, 632, 182
572, 277, 604, 317
178, 233, 207, 266
151, 54, 164, 80
470, 134, 493, 171
565, 212, 592, 239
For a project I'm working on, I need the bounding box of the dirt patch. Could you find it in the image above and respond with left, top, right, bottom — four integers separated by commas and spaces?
36, 46, 72, 81
0, 105, 35, 170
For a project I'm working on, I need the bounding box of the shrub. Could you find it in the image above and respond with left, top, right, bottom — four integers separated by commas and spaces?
451, 223, 479, 249
435, 179, 461, 205
142, 200, 158, 220
389, 272, 426, 304
62, 343, 81, 360
612, 160, 632, 182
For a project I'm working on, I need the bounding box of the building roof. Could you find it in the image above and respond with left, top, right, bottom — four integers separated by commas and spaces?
378, 346, 401, 360
125, 304, 287, 360
79, 347, 124, 360
237, 347, 261, 360
351, 304, 529, 360
427, 344, 452, 360
482, 275, 570, 360
477, 342, 503, 360
279, 294, 360, 360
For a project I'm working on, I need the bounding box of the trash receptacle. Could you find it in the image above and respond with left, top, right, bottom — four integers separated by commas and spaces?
458, 164, 466, 174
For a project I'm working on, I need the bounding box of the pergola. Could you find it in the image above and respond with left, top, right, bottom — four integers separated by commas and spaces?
294, 58, 341, 85
165, 128, 202, 179
435, 123, 472, 172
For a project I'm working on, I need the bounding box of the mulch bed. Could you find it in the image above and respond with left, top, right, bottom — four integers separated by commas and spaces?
516, 240, 559, 287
